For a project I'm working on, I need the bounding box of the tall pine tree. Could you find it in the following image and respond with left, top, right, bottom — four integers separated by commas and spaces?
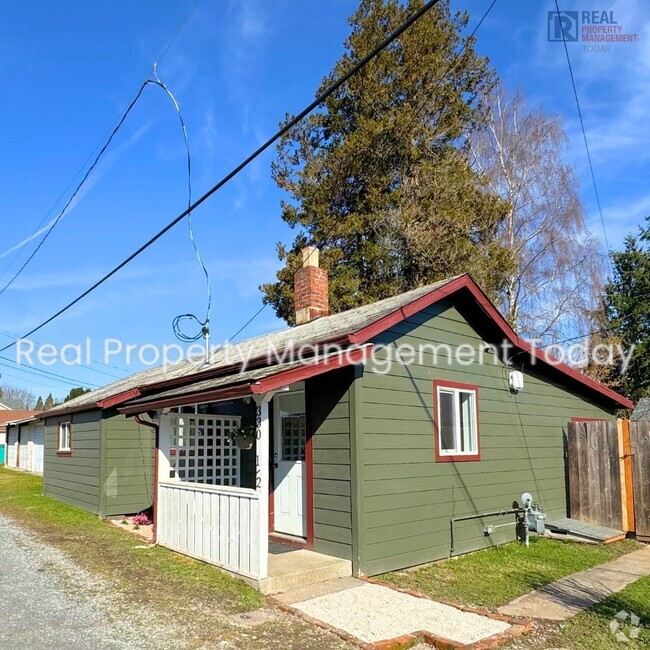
262, 0, 511, 324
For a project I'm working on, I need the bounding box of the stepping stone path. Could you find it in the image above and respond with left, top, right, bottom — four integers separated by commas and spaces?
498, 546, 650, 620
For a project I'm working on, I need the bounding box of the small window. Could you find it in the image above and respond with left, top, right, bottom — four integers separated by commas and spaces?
58, 422, 72, 453
434, 381, 479, 461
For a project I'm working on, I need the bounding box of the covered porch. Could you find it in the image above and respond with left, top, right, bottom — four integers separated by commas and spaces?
148, 381, 351, 593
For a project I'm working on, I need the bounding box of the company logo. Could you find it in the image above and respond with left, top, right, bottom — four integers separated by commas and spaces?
548, 10, 579, 42
547, 10, 638, 51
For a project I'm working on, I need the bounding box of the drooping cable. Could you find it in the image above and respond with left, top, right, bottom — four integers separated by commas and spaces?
145, 66, 212, 345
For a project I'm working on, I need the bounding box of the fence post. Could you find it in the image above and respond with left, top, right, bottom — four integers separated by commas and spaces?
620, 419, 636, 533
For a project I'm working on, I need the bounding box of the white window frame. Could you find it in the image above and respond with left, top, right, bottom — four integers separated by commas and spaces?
435, 383, 479, 459
58, 421, 72, 452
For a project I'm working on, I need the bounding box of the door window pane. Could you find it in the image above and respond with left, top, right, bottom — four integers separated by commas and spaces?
278, 392, 306, 462
282, 416, 306, 461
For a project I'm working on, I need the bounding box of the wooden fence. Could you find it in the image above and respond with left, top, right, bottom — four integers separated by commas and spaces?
567, 420, 648, 540
631, 420, 650, 541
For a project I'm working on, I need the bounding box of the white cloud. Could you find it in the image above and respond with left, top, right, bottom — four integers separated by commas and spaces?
0, 123, 152, 260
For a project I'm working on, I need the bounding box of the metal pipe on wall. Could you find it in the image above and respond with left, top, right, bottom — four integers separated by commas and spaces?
450, 508, 522, 556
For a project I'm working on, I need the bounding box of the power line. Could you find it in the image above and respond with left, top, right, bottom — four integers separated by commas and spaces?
0, 357, 100, 389
0, 0, 444, 353
554, 0, 612, 261
0, 83, 150, 297
0, 330, 125, 379
0, 1, 200, 290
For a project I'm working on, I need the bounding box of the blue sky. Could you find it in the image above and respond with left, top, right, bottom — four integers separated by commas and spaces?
0, 0, 648, 401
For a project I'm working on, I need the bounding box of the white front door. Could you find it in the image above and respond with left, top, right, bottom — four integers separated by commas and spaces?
273, 390, 307, 538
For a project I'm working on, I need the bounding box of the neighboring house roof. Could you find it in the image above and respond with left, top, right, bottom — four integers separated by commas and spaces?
5, 415, 40, 426
0, 402, 11, 410
631, 398, 650, 420
0, 410, 40, 432
42, 274, 634, 417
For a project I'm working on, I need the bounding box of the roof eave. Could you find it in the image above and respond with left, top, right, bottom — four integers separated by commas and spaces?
119, 345, 373, 416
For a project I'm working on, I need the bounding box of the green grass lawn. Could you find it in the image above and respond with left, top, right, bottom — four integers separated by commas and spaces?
380, 535, 644, 610
0, 468, 353, 649
0, 467, 264, 613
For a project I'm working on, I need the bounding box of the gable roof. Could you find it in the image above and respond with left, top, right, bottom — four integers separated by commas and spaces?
42, 274, 633, 417
632, 398, 650, 420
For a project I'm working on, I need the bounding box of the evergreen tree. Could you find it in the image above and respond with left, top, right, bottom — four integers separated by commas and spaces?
262, 0, 510, 324
601, 218, 650, 402
43, 393, 55, 410
35, 396, 44, 410
63, 387, 92, 402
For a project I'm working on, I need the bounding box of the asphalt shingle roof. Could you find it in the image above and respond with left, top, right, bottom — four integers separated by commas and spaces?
45, 277, 458, 415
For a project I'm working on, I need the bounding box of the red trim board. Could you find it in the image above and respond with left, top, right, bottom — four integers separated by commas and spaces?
433, 379, 481, 463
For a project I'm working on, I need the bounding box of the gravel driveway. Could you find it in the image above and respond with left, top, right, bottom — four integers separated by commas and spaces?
0, 514, 195, 650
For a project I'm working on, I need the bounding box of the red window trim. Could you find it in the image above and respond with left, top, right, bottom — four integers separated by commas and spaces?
433, 379, 481, 462
57, 420, 73, 456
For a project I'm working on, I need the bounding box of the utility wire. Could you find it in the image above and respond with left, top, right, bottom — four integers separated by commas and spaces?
0, 1, 200, 289
0, 356, 100, 389
0, 0, 444, 353
0, 330, 124, 379
554, 0, 612, 262
0, 83, 149, 297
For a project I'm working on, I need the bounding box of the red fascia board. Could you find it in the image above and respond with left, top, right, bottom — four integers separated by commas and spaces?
251, 345, 373, 394
519, 340, 634, 409
119, 384, 256, 415
347, 275, 633, 410
134, 335, 352, 394
120, 346, 373, 414
97, 388, 142, 409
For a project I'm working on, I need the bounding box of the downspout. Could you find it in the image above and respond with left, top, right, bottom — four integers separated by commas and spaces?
134, 414, 160, 544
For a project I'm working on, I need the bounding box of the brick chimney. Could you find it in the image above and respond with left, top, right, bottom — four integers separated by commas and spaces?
294, 246, 329, 325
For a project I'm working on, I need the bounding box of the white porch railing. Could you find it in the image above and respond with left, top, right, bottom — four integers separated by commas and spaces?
157, 480, 261, 578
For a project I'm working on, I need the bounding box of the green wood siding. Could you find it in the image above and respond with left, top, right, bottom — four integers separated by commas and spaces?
101, 413, 154, 517
307, 368, 354, 561
355, 299, 616, 576
44, 410, 102, 514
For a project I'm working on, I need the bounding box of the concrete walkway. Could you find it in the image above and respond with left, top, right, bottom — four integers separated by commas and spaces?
275, 578, 515, 646
499, 546, 650, 621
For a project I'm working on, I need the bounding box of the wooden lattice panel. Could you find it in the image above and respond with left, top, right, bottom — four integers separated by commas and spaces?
170, 415, 241, 487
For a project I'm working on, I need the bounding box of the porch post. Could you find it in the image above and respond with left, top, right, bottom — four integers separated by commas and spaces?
155, 412, 172, 544
254, 393, 274, 580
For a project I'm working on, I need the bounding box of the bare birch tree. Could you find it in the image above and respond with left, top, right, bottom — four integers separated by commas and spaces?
0, 383, 36, 409
469, 85, 605, 343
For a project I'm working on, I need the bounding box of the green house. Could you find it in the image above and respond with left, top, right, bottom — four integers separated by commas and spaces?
45, 266, 632, 590
41, 407, 154, 518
